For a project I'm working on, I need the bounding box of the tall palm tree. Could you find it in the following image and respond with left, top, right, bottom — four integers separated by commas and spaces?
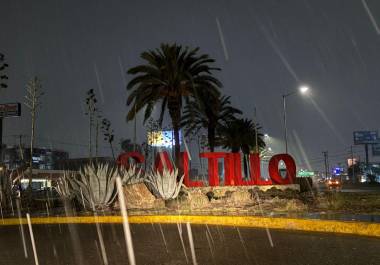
217, 118, 265, 177
126, 43, 222, 167
181, 94, 242, 152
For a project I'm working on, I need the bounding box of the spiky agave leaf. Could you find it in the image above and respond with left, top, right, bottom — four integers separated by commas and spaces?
121, 164, 145, 185
75, 162, 118, 210
56, 170, 76, 199
146, 167, 184, 200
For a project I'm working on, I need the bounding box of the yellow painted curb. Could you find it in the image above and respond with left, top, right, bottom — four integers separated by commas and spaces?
1, 215, 379, 238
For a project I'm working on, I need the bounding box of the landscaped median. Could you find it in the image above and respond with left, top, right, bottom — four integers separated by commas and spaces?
1, 215, 380, 238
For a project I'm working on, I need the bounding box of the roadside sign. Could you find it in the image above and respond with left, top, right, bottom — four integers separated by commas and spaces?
297, 170, 315, 177
373, 144, 380, 156
353, 131, 378, 145
0, 103, 21, 118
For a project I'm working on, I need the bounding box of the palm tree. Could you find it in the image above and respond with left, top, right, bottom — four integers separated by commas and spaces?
126, 43, 222, 167
217, 118, 265, 177
0, 53, 9, 89
181, 94, 242, 152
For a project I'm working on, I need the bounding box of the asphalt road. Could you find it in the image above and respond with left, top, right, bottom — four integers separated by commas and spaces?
0, 223, 379, 265
316, 183, 380, 193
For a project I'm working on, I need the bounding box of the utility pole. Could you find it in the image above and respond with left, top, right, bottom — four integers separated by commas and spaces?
364, 144, 369, 168
323, 151, 329, 179
350, 146, 355, 184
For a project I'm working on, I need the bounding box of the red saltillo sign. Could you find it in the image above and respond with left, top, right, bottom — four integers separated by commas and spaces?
117, 152, 296, 187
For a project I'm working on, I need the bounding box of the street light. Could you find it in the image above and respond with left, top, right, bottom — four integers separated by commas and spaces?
282, 85, 310, 153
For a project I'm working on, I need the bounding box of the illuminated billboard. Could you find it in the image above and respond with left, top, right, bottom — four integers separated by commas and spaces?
147, 130, 181, 147
0, 103, 21, 118
353, 131, 378, 145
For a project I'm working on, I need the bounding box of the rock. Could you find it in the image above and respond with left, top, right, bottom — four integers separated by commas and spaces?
226, 190, 252, 206
188, 190, 209, 209
285, 199, 307, 212
122, 183, 159, 209
165, 197, 190, 210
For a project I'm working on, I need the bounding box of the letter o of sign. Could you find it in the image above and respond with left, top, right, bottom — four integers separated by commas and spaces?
268, 154, 296, 184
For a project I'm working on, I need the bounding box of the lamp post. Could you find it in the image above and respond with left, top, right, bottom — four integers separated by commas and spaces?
282, 85, 309, 153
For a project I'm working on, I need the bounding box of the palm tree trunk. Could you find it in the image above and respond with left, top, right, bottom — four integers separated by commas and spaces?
173, 126, 180, 168
168, 99, 181, 169
208, 125, 216, 152
243, 153, 249, 179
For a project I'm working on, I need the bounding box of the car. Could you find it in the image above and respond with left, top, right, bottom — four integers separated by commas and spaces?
326, 178, 342, 190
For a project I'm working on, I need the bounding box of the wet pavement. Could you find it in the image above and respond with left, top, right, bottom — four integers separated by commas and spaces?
0, 223, 379, 265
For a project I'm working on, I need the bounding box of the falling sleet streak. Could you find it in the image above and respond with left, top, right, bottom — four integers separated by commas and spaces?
177, 223, 189, 263
309, 97, 347, 146
361, 0, 380, 34
205, 231, 215, 264
292, 130, 312, 171
92, 201, 108, 265
257, 20, 300, 83
118, 56, 127, 87
215, 17, 229, 61
116, 176, 136, 265
94, 62, 105, 104
16, 199, 28, 258
252, 191, 274, 247
236, 228, 252, 264
158, 223, 169, 253
186, 222, 198, 265
26, 213, 39, 265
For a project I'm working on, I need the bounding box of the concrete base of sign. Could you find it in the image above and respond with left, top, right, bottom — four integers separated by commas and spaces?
184, 184, 300, 196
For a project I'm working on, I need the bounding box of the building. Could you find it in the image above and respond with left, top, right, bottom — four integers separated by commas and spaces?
56, 157, 114, 171
2, 146, 69, 170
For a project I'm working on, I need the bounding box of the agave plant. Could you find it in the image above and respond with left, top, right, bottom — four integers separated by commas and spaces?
146, 167, 184, 200
69, 163, 118, 210
120, 164, 145, 185
56, 171, 76, 199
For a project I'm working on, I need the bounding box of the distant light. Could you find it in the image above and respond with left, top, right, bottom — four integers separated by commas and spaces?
268, 147, 272, 151
299, 85, 309, 94
264, 134, 269, 138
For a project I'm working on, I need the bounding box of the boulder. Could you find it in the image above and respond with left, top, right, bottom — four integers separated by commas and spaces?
226, 190, 252, 206
188, 189, 209, 209
122, 183, 160, 209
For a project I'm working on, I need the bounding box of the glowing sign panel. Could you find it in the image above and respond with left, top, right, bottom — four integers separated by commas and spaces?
147, 130, 181, 147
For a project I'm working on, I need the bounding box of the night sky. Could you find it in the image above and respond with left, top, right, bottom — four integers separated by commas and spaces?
1, 0, 380, 171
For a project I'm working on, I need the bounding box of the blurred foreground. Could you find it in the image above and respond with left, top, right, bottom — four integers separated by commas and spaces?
0, 223, 379, 265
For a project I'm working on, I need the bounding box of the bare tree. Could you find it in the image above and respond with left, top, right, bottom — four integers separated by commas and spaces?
0, 53, 9, 209
101, 118, 115, 160
24, 77, 44, 192
95, 110, 102, 157
85, 89, 98, 160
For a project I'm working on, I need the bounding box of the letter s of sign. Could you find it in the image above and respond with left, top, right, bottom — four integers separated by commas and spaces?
268, 154, 296, 184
